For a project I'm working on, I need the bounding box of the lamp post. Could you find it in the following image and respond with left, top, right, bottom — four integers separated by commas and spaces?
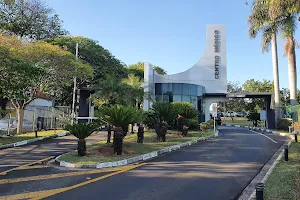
71, 43, 79, 125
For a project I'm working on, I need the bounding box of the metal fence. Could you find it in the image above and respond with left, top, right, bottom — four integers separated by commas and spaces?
0, 106, 72, 136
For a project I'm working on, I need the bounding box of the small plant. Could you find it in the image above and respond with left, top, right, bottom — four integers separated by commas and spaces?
65, 123, 98, 156
200, 122, 209, 132
277, 119, 292, 131
96, 105, 144, 155
188, 119, 199, 130
207, 120, 214, 128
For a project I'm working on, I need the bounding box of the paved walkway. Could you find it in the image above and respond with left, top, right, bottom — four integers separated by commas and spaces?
0, 131, 107, 172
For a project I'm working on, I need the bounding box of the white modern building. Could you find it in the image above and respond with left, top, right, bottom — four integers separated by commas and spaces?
143, 24, 227, 122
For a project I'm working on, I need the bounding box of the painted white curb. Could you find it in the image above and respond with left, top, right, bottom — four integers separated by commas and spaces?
56, 131, 218, 169
0, 131, 69, 150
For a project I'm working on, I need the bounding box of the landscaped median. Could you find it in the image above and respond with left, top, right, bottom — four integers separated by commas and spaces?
0, 130, 69, 150
56, 130, 216, 169
263, 142, 300, 200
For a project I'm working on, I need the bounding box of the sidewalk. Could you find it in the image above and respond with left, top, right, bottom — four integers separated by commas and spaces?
0, 131, 107, 172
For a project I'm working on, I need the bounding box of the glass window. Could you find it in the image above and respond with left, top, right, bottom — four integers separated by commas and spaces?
182, 95, 190, 102
173, 95, 181, 102
190, 85, 197, 96
182, 84, 190, 95
172, 83, 182, 95
155, 83, 162, 95
197, 86, 203, 96
191, 96, 197, 109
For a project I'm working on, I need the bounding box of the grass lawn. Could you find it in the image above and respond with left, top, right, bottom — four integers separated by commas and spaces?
221, 117, 252, 126
0, 129, 66, 146
264, 142, 300, 200
59, 130, 214, 165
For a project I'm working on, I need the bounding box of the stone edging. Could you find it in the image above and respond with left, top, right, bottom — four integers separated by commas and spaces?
55, 131, 219, 169
222, 124, 294, 139
237, 140, 292, 200
0, 132, 70, 150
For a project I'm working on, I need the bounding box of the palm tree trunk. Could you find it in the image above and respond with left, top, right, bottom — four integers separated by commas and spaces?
271, 33, 281, 122
287, 36, 297, 106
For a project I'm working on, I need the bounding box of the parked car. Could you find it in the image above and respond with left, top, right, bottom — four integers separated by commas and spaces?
235, 112, 246, 117
0, 118, 33, 133
218, 112, 224, 117
225, 112, 235, 117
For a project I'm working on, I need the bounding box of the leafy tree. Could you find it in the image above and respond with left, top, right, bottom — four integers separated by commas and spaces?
0, 33, 92, 133
248, 0, 281, 121
127, 62, 167, 79
0, 45, 43, 133
48, 36, 127, 82
171, 102, 198, 119
92, 75, 132, 107
0, 0, 68, 39
221, 82, 246, 112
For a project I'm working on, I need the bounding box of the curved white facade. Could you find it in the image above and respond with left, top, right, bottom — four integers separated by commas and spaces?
144, 24, 227, 121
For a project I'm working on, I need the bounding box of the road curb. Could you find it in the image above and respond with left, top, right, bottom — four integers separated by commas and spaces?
222, 124, 293, 139
238, 140, 292, 200
55, 131, 218, 169
0, 131, 70, 150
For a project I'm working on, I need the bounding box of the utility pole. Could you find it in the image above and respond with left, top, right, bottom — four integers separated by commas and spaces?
71, 43, 79, 125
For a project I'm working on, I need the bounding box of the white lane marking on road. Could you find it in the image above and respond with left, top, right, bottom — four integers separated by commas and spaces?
249, 130, 278, 143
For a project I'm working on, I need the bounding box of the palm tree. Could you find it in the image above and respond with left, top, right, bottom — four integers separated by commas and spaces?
248, 0, 281, 121
151, 102, 176, 141
65, 123, 98, 156
268, 0, 299, 105
96, 105, 144, 155
122, 74, 144, 108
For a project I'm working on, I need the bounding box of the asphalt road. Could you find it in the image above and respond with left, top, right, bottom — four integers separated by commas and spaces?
0, 127, 286, 200
0, 131, 107, 172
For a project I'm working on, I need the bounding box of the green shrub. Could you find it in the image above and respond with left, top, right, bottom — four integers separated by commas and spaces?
143, 110, 158, 129
188, 119, 199, 130
277, 119, 292, 131
171, 102, 198, 119
207, 120, 214, 128
200, 122, 209, 132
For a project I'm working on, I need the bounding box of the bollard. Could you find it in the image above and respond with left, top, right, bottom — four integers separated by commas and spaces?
295, 134, 298, 143
284, 145, 288, 161
256, 182, 264, 200
35, 130, 38, 138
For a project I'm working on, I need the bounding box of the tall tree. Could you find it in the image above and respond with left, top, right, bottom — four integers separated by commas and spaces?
122, 74, 144, 108
127, 62, 167, 79
0, 33, 92, 133
243, 79, 274, 112
0, 0, 68, 40
248, 0, 281, 121
264, 0, 299, 105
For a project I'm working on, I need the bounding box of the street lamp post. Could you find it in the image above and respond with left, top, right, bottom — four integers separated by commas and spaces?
71, 43, 79, 125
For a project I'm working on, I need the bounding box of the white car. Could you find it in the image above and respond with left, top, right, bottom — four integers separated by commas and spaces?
0, 118, 33, 133
225, 112, 235, 117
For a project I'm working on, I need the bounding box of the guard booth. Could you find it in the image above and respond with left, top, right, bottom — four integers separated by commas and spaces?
226, 93, 275, 129
77, 88, 95, 123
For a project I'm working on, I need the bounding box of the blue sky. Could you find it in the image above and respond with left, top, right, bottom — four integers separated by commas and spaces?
47, 0, 300, 88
